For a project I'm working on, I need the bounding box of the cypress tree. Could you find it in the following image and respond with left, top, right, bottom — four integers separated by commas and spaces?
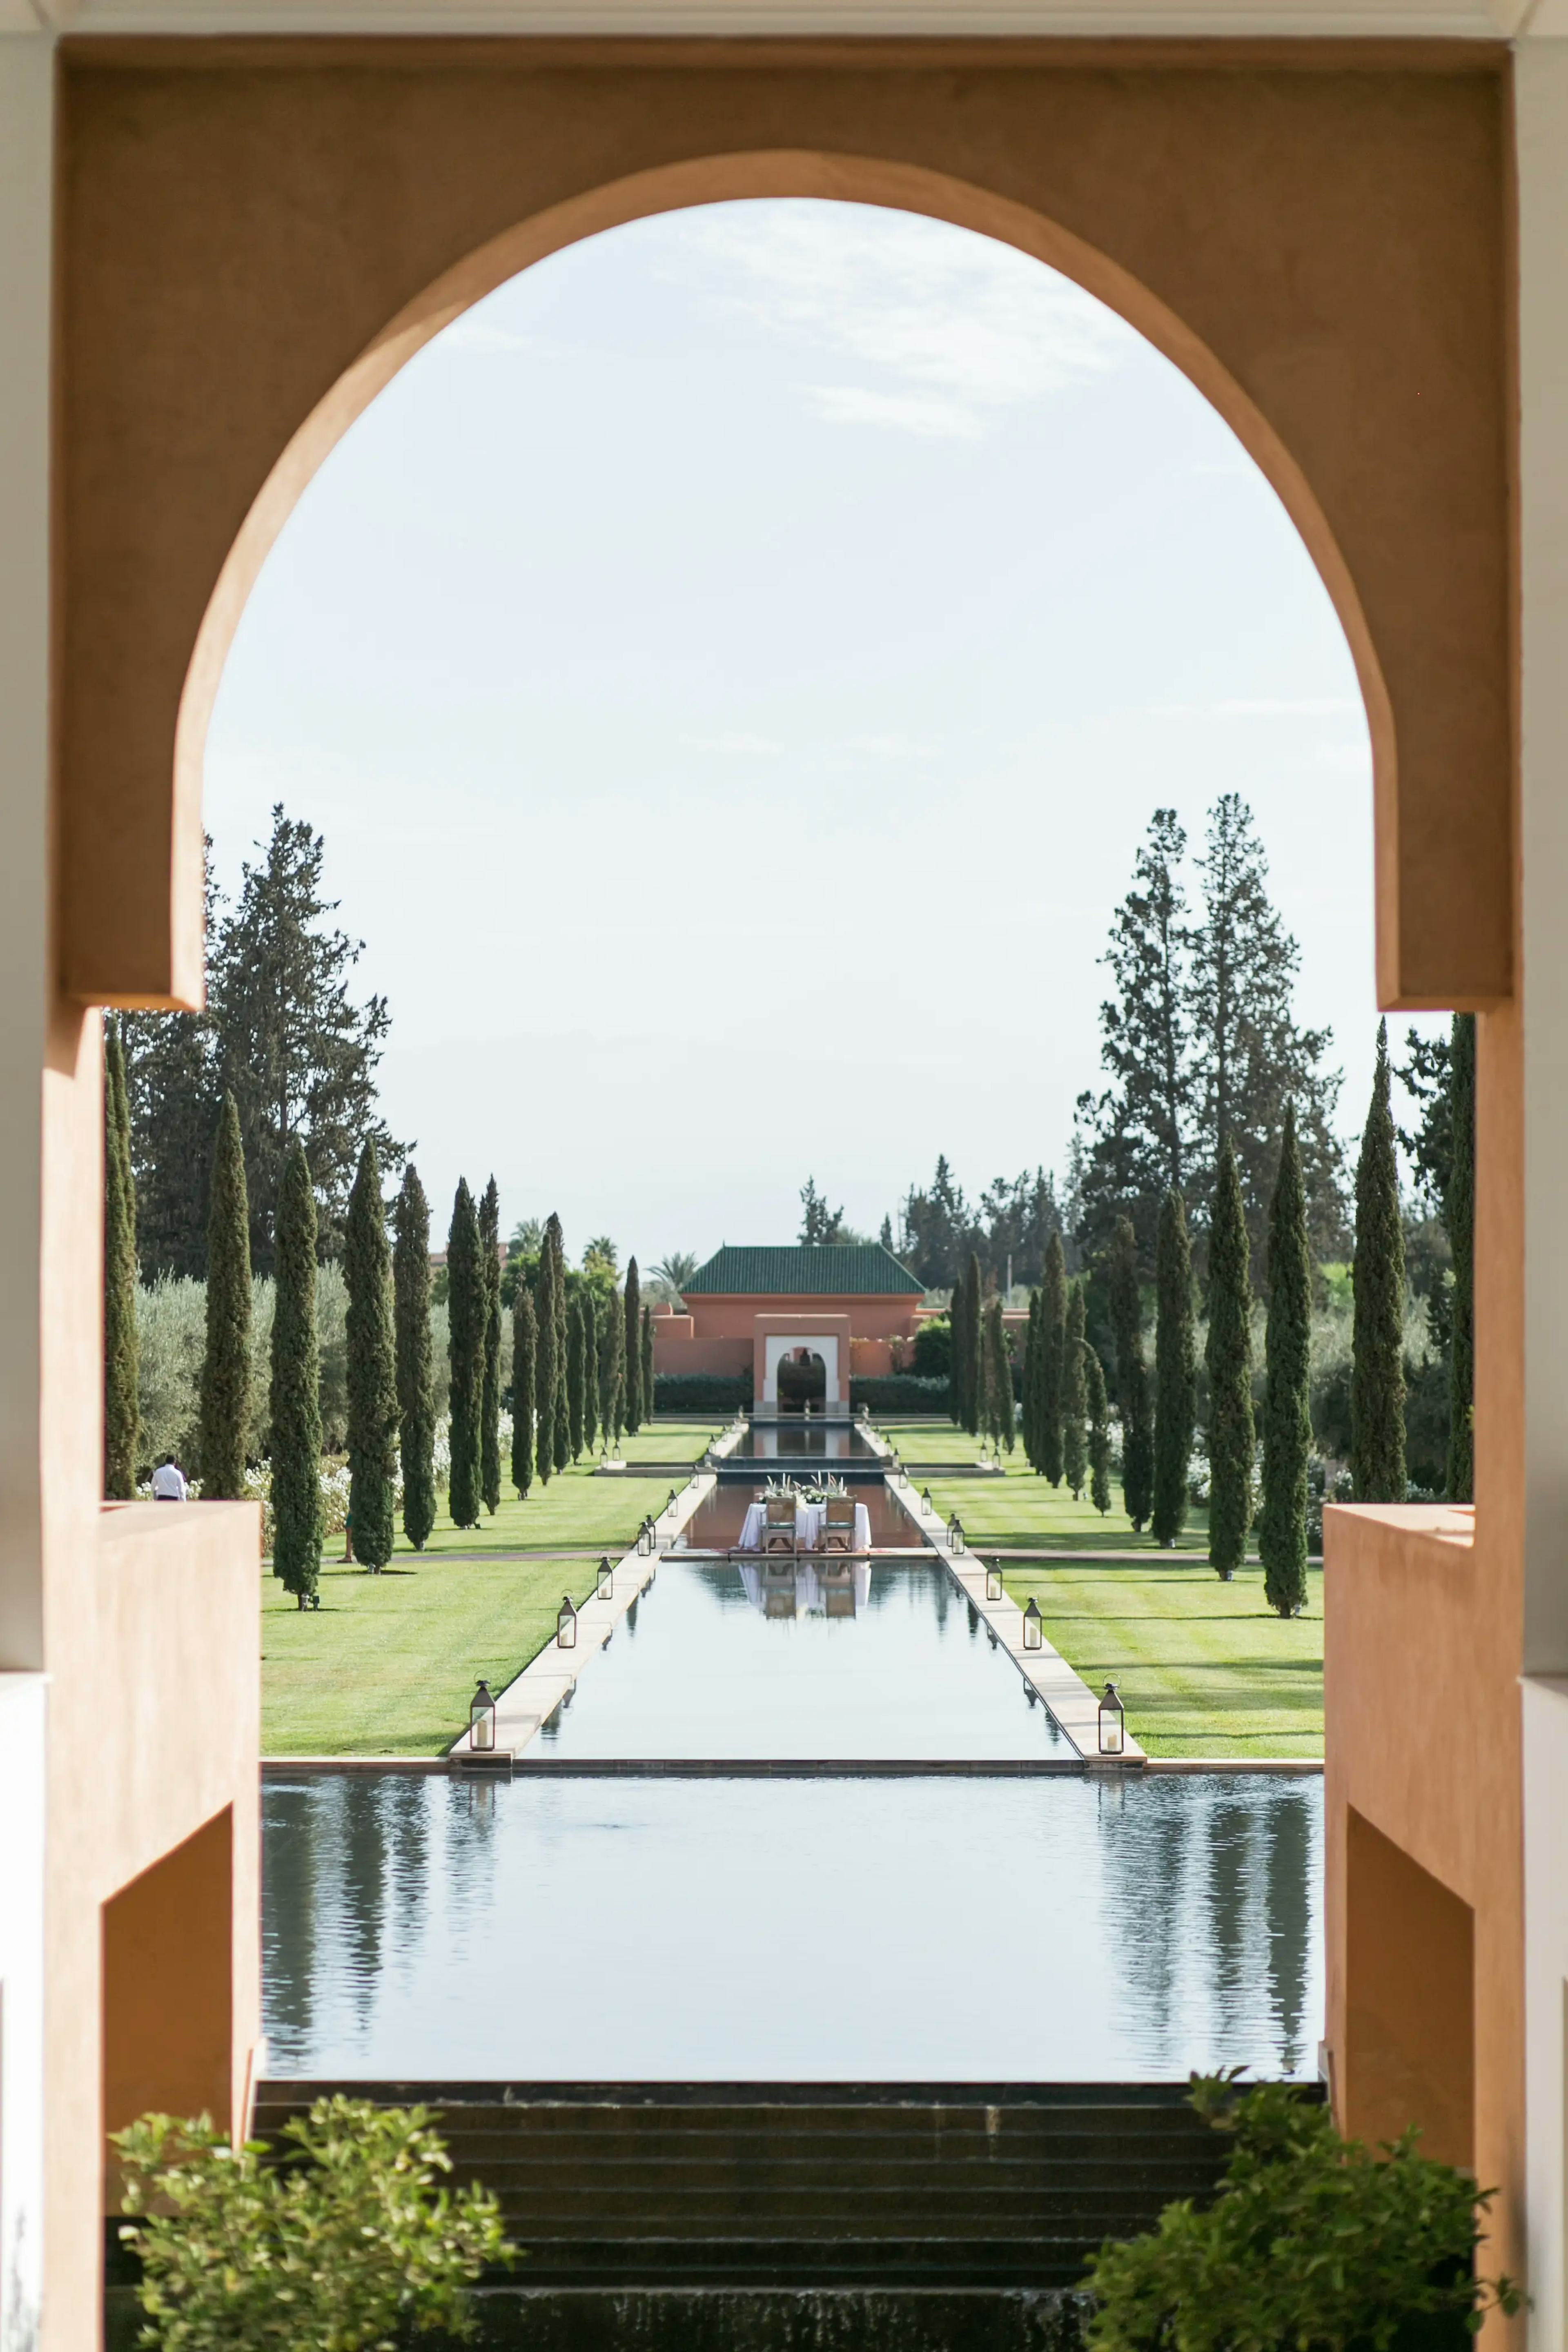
1040, 1232, 1068, 1486
1260, 1102, 1311, 1615
479, 1177, 502, 1515
1205, 1137, 1254, 1581
1152, 1187, 1196, 1547
393, 1166, 437, 1551
567, 1290, 587, 1459
1107, 1218, 1153, 1532
960, 1254, 983, 1438
533, 1244, 558, 1487
642, 1305, 655, 1426
624, 1257, 643, 1433
1022, 1290, 1042, 1470
948, 1278, 966, 1427
104, 1016, 141, 1499
1352, 1021, 1408, 1503
199, 1093, 252, 1499
601, 1289, 626, 1450
1086, 1346, 1113, 1516
548, 1217, 571, 1474
583, 1291, 600, 1455
446, 1179, 485, 1527
271, 1141, 323, 1606
1447, 1013, 1476, 1504
1062, 1283, 1089, 1498
511, 1285, 537, 1499
345, 1139, 398, 1572
982, 1298, 1013, 1454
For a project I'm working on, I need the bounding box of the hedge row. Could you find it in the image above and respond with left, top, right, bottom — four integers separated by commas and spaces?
653, 1372, 753, 1413
849, 1375, 952, 1412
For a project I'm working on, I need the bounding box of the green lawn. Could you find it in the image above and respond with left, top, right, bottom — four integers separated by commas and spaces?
908, 1466, 1212, 1555
1004, 1561, 1323, 1759
384, 1422, 727, 1557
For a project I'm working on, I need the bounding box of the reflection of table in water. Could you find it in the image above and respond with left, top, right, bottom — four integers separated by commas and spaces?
735, 1500, 872, 1553
737, 1560, 874, 1619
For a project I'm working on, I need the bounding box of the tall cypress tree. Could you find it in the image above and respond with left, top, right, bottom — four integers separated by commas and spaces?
533, 1244, 558, 1487
1086, 1346, 1112, 1516
1062, 1282, 1089, 1498
624, 1257, 644, 1433
1108, 1216, 1153, 1532
566, 1291, 586, 1459
1040, 1231, 1067, 1486
601, 1288, 626, 1451
960, 1254, 983, 1438
1152, 1187, 1196, 1547
1447, 1013, 1476, 1504
199, 1091, 252, 1498
1205, 1138, 1254, 1581
1260, 1102, 1311, 1615
271, 1141, 323, 1606
583, 1290, 600, 1455
345, 1138, 397, 1572
948, 1274, 967, 1427
479, 1177, 502, 1515
1022, 1290, 1042, 1469
393, 1166, 437, 1551
511, 1285, 537, 1500
1352, 1021, 1408, 1503
446, 1179, 485, 1528
982, 1298, 1013, 1454
642, 1305, 656, 1426
104, 1016, 140, 1499
548, 1216, 571, 1474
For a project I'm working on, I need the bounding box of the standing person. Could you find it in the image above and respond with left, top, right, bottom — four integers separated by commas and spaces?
151, 1453, 189, 1501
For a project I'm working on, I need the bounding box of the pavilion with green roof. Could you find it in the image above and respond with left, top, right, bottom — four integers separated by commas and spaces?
654, 1243, 928, 1409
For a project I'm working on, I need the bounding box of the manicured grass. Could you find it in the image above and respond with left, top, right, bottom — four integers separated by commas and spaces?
263, 1556, 599, 1757
1004, 1561, 1323, 1760
385, 1423, 726, 1556
911, 1466, 1212, 1555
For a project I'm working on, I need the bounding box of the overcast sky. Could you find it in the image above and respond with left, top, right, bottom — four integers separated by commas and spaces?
205, 197, 1414, 1270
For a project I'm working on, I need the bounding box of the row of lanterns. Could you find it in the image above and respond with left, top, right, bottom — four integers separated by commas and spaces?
468, 1546, 631, 1751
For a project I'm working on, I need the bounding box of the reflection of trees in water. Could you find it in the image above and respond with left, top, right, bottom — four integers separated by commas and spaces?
1264, 1791, 1313, 2074
1104, 1784, 1192, 2074
340, 1775, 390, 2020
261, 1786, 319, 2060
1205, 1798, 1255, 2063
383, 1775, 432, 1964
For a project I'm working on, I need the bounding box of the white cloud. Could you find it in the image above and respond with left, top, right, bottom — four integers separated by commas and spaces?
662, 199, 1131, 439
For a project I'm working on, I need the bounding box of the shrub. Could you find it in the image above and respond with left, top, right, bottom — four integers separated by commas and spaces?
654, 1372, 751, 1414
114, 2096, 511, 2352
911, 1318, 951, 1377
1085, 2076, 1517, 2352
850, 1375, 950, 1412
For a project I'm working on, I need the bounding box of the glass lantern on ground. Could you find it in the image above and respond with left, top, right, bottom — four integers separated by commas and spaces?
948, 1514, 967, 1555
557, 1595, 577, 1649
1022, 1598, 1043, 1651
597, 1555, 614, 1601
469, 1679, 497, 1751
1098, 1681, 1126, 1755
985, 1560, 1003, 1602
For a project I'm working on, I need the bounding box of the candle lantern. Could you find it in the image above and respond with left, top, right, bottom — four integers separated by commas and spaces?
469, 1679, 497, 1752
985, 1560, 1003, 1603
921, 1486, 933, 1512
1098, 1681, 1126, 1756
951, 1515, 967, 1557
1022, 1597, 1043, 1651
557, 1594, 578, 1649
597, 1555, 614, 1602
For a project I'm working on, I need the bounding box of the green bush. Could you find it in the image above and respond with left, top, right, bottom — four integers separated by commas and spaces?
912, 1318, 951, 1376
851, 1375, 950, 1412
654, 1372, 752, 1413
114, 2096, 512, 2352
1085, 2077, 1517, 2352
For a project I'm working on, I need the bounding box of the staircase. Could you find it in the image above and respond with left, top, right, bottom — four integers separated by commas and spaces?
252, 2078, 1238, 2292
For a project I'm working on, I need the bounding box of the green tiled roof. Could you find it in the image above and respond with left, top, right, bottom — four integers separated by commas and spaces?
683, 1245, 925, 1297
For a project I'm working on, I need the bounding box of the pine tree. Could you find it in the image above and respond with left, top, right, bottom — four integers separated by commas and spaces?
1352, 1021, 1408, 1502
1259, 1103, 1311, 1615
345, 1139, 397, 1572
479, 1177, 502, 1515
642, 1305, 656, 1427
567, 1291, 586, 1459
1107, 1216, 1153, 1532
271, 1141, 323, 1606
1039, 1232, 1067, 1486
1447, 1013, 1476, 1503
1152, 1187, 1196, 1546
960, 1254, 983, 1438
393, 1167, 437, 1550
198, 1091, 252, 1497
533, 1245, 558, 1488
1062, 1283, 1089, 1498
104, 1016, 141, 1499
1205, 1138, 1254, 1580
511, 1285, 537, 1499
446, 1179, 485, 1527
1086, 1346, 1112, 1516
1022, 1290, 1042, 1469
624, 1257, 644, 1433
123, 997, 221, 1280
548, 1217, 571, 1474
583, 1291, 600, 1455
601, 1289, 626, 1451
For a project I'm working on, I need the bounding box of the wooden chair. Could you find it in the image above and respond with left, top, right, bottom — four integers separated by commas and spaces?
764, 1492, 799, 1555
823, 1493, 857, 1554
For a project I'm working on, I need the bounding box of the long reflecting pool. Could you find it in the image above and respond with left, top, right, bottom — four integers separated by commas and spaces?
536, 1562, 1065, 1760
262, 1771, 1321, 2082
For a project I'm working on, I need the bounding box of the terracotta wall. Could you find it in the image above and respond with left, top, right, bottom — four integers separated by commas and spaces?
687, 1294, 923, 1342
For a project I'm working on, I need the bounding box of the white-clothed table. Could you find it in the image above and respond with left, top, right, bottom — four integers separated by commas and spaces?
735, 1499, 871, 1553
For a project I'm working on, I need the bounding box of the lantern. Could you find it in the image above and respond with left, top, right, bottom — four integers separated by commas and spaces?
597, 1555, 614, 1602
469, 1679, 497, 1752
921, 1486, 933, 1513
986, 1560, 1003, 1603
1022, 1597, 1043, 1650
666, 1488, 678, 1515
951, 1515, 967, 1557
557, 1594, 578, 1649
1098, 1681, 1126, 1756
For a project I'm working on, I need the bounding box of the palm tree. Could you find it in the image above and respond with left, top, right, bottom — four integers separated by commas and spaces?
651, 1250, 699, 1292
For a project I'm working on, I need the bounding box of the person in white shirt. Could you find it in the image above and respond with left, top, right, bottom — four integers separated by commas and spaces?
151, 1454, 189, 1501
